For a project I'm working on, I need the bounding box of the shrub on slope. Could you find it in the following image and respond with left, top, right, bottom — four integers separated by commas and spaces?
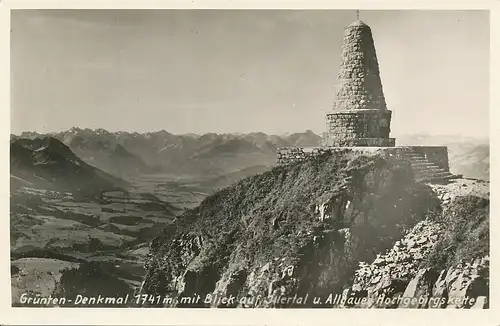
424, 195, 489, 270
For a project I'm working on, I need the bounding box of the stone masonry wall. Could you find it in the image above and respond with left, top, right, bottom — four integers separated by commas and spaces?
333, 20, 387, 112
324, 109, 393, 146
276, 147, 389, 166
276, 146, 450, 173
385, 146, 449, 169
276, 147, 356, 166
410, 146, 450, 171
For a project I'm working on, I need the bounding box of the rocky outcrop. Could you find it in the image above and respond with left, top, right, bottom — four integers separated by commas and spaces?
139, 150, 444, 307
345, 220, 489, 309
346, 255, 489, 309
139, 148, 488, 309
349, 219, 442, 308
342, 182, 489, 309
140, 146, 489, 308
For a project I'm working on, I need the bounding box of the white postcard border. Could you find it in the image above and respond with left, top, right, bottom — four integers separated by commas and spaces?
1, 0, 498, 325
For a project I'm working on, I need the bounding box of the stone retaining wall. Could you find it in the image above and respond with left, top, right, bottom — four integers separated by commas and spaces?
410, 146, 450, 171
276, 147, 357, 166
385, 146, 449, 171
276, 146, 450, 173
276, 146, 388, 166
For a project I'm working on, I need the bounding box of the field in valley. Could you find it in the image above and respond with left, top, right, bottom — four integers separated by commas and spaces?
10, 172, 210, 306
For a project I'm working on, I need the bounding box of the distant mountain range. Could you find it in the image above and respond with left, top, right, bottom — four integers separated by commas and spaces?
11, 129, 489, 181
12, 129, 321, 178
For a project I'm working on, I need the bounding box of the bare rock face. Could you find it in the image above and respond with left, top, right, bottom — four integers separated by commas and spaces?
347, 254, 489, 309
443, 257, 489, 308
345, 181, 489, 309
348, 219, 442, 308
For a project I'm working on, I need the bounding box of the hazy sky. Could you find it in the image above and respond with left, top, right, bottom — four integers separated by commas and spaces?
11, 9, 489, 137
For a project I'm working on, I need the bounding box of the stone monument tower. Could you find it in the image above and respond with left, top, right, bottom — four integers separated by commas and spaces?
277, 15, 455, 183
323, 19, 395, 147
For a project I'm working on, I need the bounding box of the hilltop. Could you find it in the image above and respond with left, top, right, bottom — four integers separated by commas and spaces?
10, 137, 126, 195
140, 149, 489, 308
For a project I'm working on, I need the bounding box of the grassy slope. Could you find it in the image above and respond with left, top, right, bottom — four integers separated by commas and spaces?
424, 195, 489, 270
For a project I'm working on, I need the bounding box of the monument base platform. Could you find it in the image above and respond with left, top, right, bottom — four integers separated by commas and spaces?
276, 146, 455, 183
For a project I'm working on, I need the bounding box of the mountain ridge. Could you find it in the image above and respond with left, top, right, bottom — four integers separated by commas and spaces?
10, 137, 126, 195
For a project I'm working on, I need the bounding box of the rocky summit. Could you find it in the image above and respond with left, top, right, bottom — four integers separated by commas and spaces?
139, 149, 489, 308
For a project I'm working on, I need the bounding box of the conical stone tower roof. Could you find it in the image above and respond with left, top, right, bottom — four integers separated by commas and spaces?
333, 20, 387, 111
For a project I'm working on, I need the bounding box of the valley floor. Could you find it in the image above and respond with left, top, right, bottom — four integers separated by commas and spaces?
10, 173, 209, 306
